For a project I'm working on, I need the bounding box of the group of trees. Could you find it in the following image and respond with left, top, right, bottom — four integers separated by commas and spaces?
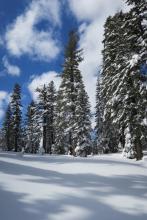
2, 31, 92, 156
2, 84, 22, 152
95, 0, 147, 160
1, 0, 146, 160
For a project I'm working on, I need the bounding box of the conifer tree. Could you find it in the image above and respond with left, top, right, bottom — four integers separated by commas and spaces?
3, 104, 13, 151
119, 0, 147, 160
36, 85, 48, 153
46, 81, 56, 154
98, 5, 146, 160
99, 11, 140, 157
74, 82, 92, 156
109, 2, 147, 159
55, 31, 92, 156
10, 83, 22, 152
95, 76, 105, 154
97, 13, 125, 153
0, 128, 5, 150
25, 101, 41, 153
37, 82, 56, 153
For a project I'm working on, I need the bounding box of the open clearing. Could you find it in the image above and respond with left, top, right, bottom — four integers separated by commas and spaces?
0, 152, 147, 220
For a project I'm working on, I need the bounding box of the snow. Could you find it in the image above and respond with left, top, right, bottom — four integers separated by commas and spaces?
129, 54, 140, 68
0, 152, 147, 220
123, 126, 135, 159
142, 118, 147, 126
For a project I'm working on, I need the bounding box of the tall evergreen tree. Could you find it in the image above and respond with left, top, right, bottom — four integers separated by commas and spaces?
0, 128, 5, 150
3, 104, 13, 151
36, 82, 56, 153
10, 83, 22, 152
122, 0, 147, 159
25, 101, 41, 153
74, 82, 92, 156
55, 31, 92, 156
97, 13, 125, 154
110, 1, 147, 159
95, 76, 105, 154
46, 81, 56, 154
36, 85, 48, 153
97, 4, 147, 160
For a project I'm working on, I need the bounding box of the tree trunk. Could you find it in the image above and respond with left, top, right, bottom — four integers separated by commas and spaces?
14, 134, 18, 152
43, 116, 47, 153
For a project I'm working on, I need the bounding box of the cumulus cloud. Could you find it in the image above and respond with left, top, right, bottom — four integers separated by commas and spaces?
28, 71, 61, 100
67, 0, 129, 112
5, 0, 61, 61
78, 19, 104, 112
3, 56, 21, 76
68, 0, 128, 21
0, 91, 9, 121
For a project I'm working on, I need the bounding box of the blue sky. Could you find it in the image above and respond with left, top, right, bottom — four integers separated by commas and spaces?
0, 0, 128, 125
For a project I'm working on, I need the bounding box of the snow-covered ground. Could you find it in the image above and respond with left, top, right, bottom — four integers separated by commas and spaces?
0, 152, 147, 220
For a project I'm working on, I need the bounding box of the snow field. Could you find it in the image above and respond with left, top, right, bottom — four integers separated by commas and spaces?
0, 152, 147, 220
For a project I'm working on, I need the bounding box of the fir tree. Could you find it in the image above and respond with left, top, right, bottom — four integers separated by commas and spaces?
0, 128, 5, 150
74, 82, 92, 156
98, 5, 146, 160
95, 76, 105, 154
25, 101, 41, 153
120, 0, 147, 160
98, 13, 125, 153
3, 104, 13, 151
36, 85, 48, 153
10, 83, 22, 152
46, 81, 56, 154
55, 31, 92, 156
36, 82, 56, 153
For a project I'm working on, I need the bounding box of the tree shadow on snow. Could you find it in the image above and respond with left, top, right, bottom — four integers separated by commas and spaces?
0, 153, 147, 220
0, 151, 145, 167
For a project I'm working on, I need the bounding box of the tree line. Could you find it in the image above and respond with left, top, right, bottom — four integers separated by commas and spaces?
2, 31, 92, 157
1, 0, 147, 160
95, 0, 147, 160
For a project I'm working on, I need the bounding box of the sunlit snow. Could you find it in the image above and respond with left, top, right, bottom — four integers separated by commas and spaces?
0, 152, 147, 220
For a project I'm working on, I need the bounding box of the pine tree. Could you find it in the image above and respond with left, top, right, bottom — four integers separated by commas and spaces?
95, 76, 105, 154
109, 2, 147, 159
74, 82, 92, 156
55, 31, 92, 156
123, 0, 147, 159
3, 104, 13, 151
36, 82, 56, 154
36, 85, 48, 153
98, 13, 125, 153
0, 128, 5, 150
98, 4, 146, 160
53, 88, 67, 154
100, 12, 139, 157
25, 101, 41, 153
46, 81, 56, 154
10, 83, 22, 152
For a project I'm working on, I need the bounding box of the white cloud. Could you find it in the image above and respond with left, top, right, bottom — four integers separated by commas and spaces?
5, 0, 61, 61
28, 71, 61, 100
78, 18, 104, 112
3, 56, 21, 76
68, 0, 128, 21
67, 0, 130, 112
0, 91, 9, 121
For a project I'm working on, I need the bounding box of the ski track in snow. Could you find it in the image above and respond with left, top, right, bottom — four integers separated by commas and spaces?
0, 152, 147, 220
